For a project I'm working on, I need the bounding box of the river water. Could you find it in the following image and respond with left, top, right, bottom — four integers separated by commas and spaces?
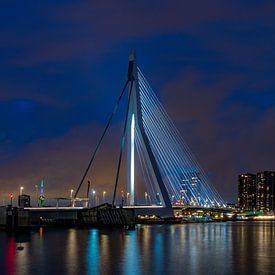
0, 222, 275, 275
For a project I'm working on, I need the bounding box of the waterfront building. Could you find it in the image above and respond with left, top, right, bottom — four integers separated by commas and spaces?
256, 171, 275, 212
238, 173, 256, 211
226, 203, 237, 210
18, 194, 31, 208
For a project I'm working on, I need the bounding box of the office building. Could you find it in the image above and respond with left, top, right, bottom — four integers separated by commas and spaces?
238, 173, 256, 211
256, 171, 275, 212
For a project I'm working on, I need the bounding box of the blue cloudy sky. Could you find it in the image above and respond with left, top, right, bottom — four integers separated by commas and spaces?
0, 0, 274, 202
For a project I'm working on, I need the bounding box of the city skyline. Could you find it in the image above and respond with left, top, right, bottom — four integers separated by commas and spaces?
1, 1, 275, 202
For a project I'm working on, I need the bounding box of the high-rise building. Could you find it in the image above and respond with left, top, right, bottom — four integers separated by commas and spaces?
256, 171, 275, 212
238, 173, 256, 211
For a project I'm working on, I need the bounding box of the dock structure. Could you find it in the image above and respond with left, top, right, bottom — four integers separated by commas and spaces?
0, 204, 135, 231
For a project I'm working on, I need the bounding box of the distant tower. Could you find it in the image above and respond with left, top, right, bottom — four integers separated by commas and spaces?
40, 179, 44, 195
38, 179, 45, 207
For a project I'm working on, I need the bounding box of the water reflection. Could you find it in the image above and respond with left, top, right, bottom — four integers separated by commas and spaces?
123, 230, 141, 274
154, 232, 164, 274
15, 241, 29, 275
99, 234, 110, 273
39, 227, 43, 239
1, 222, 275, 274
231, 222, 275, 274
6, 237, 16, 275
87, 229, 100, 275
66, 229, 78, 275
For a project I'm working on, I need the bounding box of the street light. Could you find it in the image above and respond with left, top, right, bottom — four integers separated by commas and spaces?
126, 192, 130, 205
171, 195, 175, 204
121, 190, 125, 207
70, 189, 74, 207
10, 194, 13, 206
92, 189, 96, 206
145, 192, 148, 205
20, 186, 24, 196
103, 191, 106, 203
35, 185, 38, 206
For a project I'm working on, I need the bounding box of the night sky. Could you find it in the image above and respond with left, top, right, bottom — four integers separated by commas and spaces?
0, 1, 275, 203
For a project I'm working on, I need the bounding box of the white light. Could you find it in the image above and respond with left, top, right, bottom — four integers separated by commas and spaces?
70, 189, 74, 199
130, 113, 135, 205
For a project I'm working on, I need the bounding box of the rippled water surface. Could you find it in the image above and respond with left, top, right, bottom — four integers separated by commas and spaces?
1, 222, 275, 275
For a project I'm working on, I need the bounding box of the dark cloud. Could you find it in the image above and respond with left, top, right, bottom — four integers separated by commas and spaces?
4, 1, 268, 67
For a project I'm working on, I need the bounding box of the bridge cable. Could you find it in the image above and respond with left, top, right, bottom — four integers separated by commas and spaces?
112, 79, 134, 207
74, 79, 129, 199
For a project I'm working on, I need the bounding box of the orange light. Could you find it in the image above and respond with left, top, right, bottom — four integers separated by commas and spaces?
10, 194, 13, 199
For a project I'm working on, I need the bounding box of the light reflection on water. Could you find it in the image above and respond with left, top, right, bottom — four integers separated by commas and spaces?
1, 222, 275, 274
87, 229, 100, 274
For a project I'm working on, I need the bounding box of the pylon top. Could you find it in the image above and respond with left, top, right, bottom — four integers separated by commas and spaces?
128, 49, 137, 81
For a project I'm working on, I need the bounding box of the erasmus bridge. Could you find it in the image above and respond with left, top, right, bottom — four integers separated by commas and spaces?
73, 51, 225, 217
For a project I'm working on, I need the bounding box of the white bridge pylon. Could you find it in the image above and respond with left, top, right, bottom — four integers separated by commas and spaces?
125, 51, 225, 209
126, 51, 173, 212
74, 51, 225, 210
